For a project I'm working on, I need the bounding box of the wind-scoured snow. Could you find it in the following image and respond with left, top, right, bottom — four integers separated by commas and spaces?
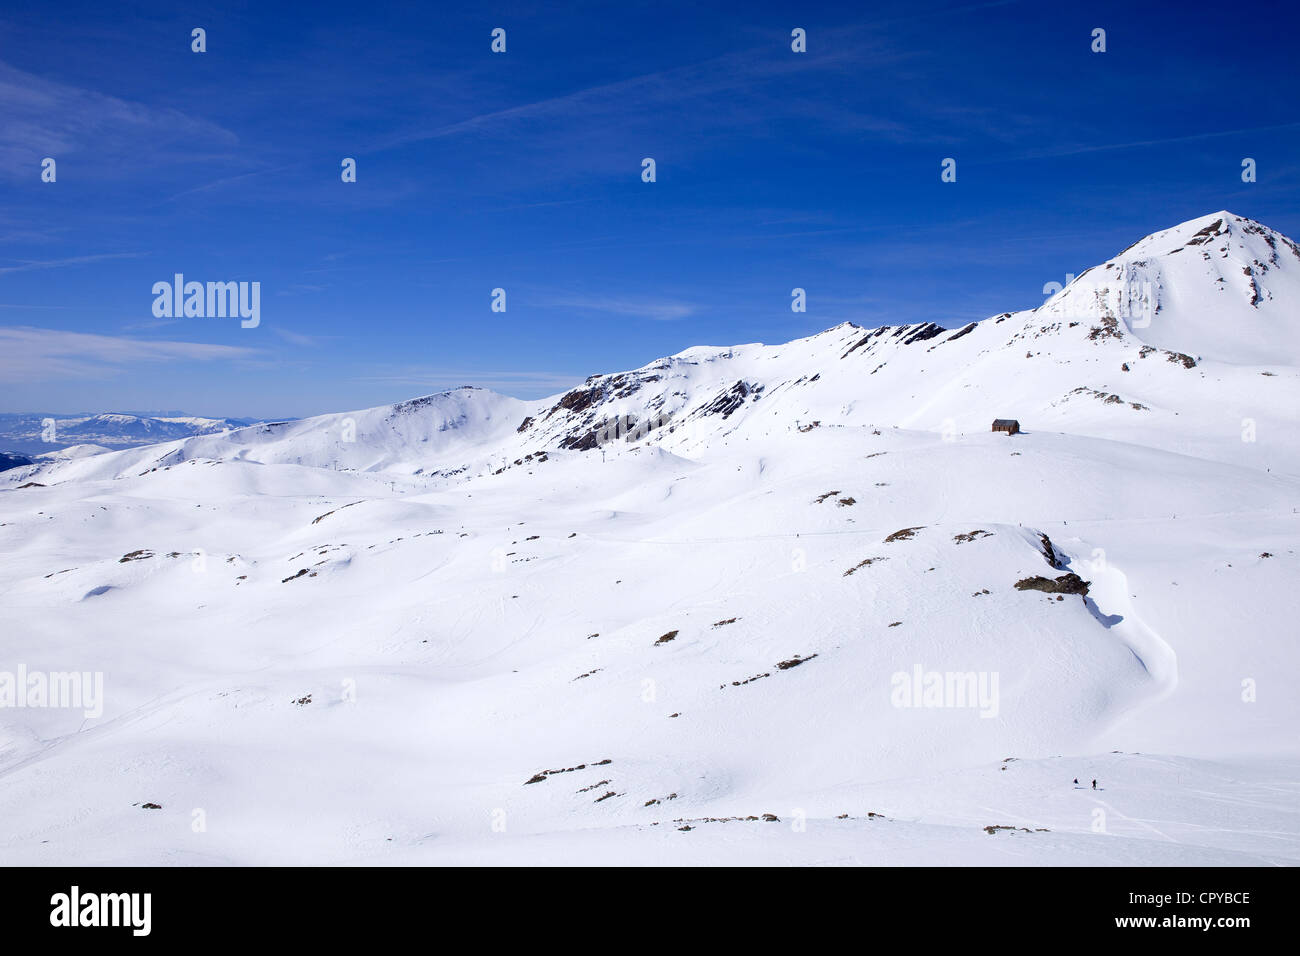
1, 211, 1297, 865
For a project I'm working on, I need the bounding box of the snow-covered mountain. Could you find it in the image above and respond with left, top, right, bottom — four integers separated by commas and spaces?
0, 411, 260, 456
2, 211, 1297, 866
12, 211, 1295, 490
1044, 212, 1300, 364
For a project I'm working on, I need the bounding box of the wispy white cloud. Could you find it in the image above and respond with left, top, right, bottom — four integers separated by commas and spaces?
370, 36, 913, 161
270, 326, 321, 347
0, 58, 239, 179
0, 326, 260, 383
540, 293, 698, 322
356, 366, 580, 397
276, 284, 328, 296
0, 252, 143, 276
1003, 121, 1300, 163
161, 163, 298, 204
119, 317, 180, 331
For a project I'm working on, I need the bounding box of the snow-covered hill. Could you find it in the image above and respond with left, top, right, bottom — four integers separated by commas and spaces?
1, 211, 1297, 866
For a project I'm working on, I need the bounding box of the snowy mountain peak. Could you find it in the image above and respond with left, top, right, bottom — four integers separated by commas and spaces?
1117, 210, 1287, 258
1040, 211, 1300, 364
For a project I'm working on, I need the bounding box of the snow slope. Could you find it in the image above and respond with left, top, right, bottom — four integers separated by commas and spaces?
1, 211, 1297, 866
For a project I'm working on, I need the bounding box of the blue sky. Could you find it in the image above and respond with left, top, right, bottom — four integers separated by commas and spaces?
2, 0, 1298, 419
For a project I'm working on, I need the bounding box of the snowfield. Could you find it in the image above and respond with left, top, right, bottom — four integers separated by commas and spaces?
1, 211, 1298, 866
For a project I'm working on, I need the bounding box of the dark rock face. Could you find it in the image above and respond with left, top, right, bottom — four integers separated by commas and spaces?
903, 323, 946, 345
555, 385, 604, 415
699, 381, 762, 420
1014, 573, 1090, 596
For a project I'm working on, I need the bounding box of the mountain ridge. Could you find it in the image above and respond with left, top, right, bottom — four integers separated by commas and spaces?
6, 210, 1298, 488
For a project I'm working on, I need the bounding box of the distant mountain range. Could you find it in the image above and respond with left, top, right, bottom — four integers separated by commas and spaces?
0, 412, 263, 459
